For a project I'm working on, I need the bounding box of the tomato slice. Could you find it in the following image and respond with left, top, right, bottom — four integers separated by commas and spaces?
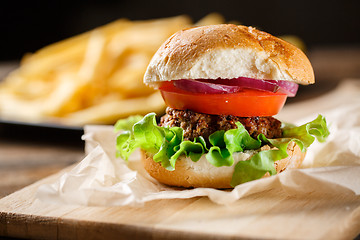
159, 82, 287, 117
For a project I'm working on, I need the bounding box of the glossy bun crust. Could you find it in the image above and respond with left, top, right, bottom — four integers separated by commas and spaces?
144, 24, 314, 87
141, 142, 306, 188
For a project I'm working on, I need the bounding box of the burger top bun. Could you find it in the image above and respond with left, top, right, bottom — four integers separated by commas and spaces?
144, 24, 314, 87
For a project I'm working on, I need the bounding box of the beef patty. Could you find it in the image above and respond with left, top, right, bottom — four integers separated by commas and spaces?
160, 107, 282, 141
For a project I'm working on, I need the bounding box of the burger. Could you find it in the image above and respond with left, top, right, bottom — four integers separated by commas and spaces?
115, 24, 329, 188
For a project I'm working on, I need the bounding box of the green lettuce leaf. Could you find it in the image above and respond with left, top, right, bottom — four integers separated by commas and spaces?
115, 113, 330, 187
114, 115, 144, 132
224, 122, 262, 152
231, 115, 330, 186
172, 139, 205, 163
205, 122, 264, 167
206, 130, 233, 167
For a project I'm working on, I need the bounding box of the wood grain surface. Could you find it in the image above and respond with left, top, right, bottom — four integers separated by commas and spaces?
0, 168, 360, 240
0, 139, 83, 198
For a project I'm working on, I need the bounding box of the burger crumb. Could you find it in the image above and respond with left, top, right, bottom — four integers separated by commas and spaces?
160, 107, 282, 141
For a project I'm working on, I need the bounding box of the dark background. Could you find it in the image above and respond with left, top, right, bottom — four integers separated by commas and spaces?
1, 0, 360, 61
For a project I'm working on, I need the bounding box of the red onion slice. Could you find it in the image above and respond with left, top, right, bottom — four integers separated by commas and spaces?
173, 79, 240, 94
216, 77, 280, 93
268, 80, 299, 97
172, 77, 299, 97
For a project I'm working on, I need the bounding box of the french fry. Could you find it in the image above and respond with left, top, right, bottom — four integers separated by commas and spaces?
64, 92, 165, 125
20, 19, 132, 76
0, 14, 226, 125
194, 13, 225, 26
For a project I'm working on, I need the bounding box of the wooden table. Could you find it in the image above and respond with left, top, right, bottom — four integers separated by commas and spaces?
0, 46, 360, 239
0, 138, 84, 198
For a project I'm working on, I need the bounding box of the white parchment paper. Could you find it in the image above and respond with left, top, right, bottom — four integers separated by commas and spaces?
36, 79, 360, 206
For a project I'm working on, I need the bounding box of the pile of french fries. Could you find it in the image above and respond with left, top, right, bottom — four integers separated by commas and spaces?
0, 14, 225, 125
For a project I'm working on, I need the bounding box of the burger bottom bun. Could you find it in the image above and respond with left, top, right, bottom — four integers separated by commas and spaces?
141, 142, 306, 188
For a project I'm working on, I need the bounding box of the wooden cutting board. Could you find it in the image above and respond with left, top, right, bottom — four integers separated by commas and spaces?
0, 167, 360, 240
